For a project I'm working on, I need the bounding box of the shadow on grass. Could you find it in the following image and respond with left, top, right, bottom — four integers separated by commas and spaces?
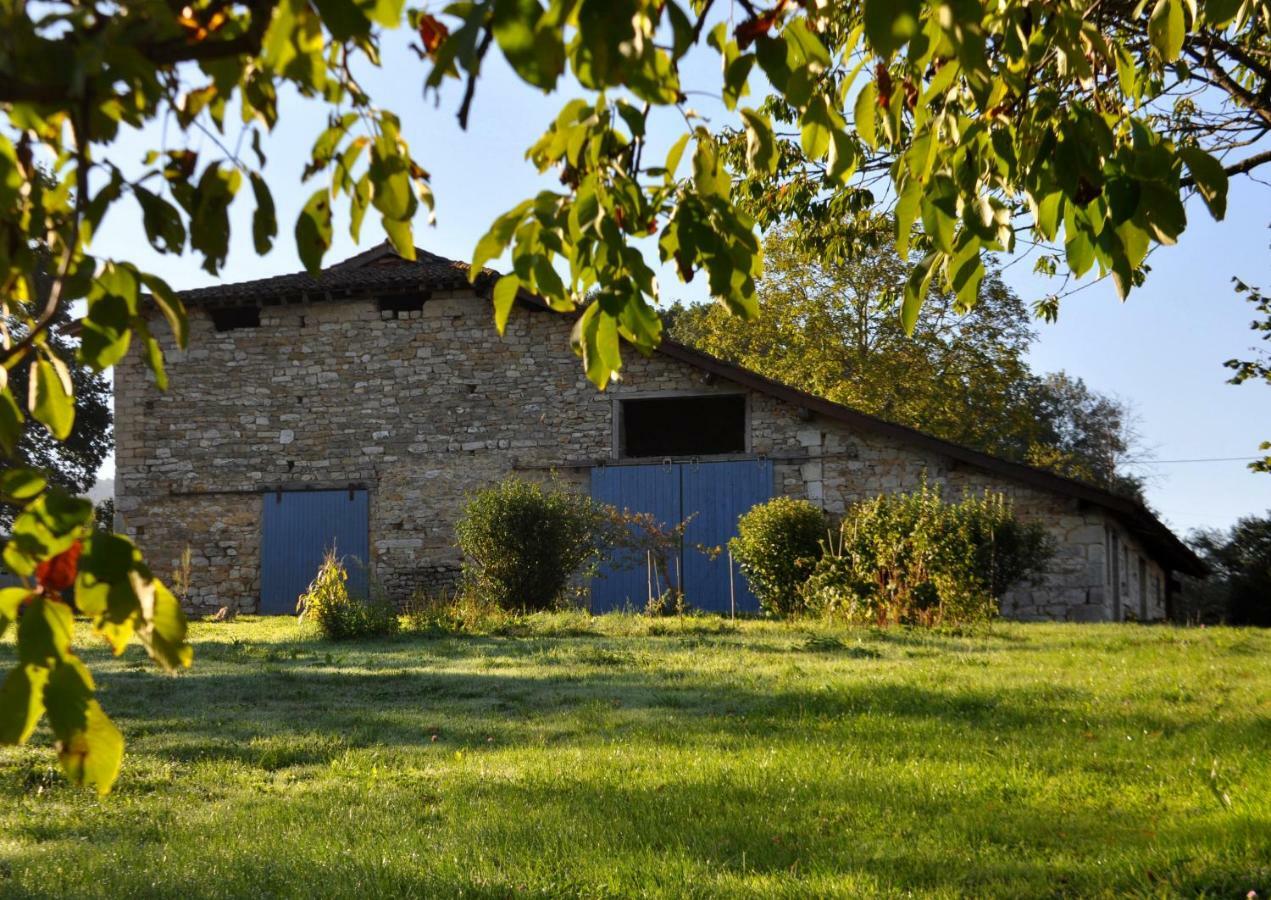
2, 627, 1268, 897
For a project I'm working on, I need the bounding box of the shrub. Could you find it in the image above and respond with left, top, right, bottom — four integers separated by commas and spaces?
729, 497, 828, 617
802, 483, 1052, 627
456, 477, 621, 612
298, 549, 399, 639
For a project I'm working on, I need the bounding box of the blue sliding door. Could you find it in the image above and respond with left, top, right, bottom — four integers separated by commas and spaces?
260, 489, 370, 614
589, 460, 773, 614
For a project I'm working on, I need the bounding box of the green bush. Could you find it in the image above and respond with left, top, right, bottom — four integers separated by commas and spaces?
298, 550, 399, 640
802, 483, 1052, 627
456, 477, 621, 612
729, 497, 828, 617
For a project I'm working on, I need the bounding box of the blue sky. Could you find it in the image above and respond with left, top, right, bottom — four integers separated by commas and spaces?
90, 31, 1271, 536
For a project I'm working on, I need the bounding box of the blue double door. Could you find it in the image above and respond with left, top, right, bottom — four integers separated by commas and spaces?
260, 489, 370, 614
590, 460, 773, 614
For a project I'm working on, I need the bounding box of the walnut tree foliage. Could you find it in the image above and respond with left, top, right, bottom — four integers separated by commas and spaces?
1224, 279, 1271, 471
0, 0, 1267, 790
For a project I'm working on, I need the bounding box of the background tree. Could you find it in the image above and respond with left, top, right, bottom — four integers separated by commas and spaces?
2, 0, 1267, 789
1224, 279, 1271, 472
0, 307, 111, 531
1188, 513, 1271, 625
668, 226, 1145, 497
1024, 372, 1146, 498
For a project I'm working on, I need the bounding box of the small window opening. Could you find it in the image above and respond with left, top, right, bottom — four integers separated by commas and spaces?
620, 395, 746, 458
209, 305, 260, 331
377, 293, 427, 316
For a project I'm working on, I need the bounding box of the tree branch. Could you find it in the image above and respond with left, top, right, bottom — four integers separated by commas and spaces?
1180, 147, 1271, 187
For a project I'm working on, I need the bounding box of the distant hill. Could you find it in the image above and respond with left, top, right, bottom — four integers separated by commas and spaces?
87, 478, 114, 503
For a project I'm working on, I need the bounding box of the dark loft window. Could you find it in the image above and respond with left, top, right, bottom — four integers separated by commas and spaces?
209, 305, 260, 331
378, 293, 427, 316
620, 395, 746, 458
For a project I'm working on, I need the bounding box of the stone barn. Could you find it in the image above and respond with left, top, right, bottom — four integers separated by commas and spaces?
114, 243, 1204, 620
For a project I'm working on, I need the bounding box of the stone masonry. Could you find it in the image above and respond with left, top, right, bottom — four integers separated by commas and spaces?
114, 252, 1189, 621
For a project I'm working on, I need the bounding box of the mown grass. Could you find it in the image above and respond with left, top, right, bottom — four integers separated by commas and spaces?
1, 615, 1268, 898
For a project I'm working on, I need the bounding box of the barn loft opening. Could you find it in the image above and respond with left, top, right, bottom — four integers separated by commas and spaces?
377, 293, 427, 316
620, 395, 746, 458
209, 305, 260, 331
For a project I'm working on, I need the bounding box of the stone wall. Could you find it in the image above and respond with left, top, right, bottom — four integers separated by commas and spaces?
115, 288, 1167, 620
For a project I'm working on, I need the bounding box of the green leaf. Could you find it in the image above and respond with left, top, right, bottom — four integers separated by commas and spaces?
1148, 0, 1186, 62
30, 356, 75, 441
0, 664, 48, 745
949, 239, 985, 310
1033, 192, 1064, 243
895, 175, 922, 257
312, 0, 371, 41
471, 200, 533, 278
570, 303, 621, 389
18, 597, 74, 667
827, 130, 859, 185
1204, 0, 1244, 26
901, 252, 940, 335
864, 0, 921, 56
250, 173, 278, 255
45, 657, 123, 796
1139, 181, 1187, 245
664, 133, 691, 179
0, 387, 23, 456
854, 81, 878, 150
135, 579, 193, 672
0, 586, 30, 639
739, 108, 778, 176
492, 275, 522, 336
295, 189, 333, 275
1179, 146, 1228, 220
189, 165, 242, 275
692, 137, 730, 199
141, 273, 189, 349
133, 186, 186, 255
492, 0, 564, 91
799, 96, 834, 160
920, 176, 958, 254
1, 469, 46, 501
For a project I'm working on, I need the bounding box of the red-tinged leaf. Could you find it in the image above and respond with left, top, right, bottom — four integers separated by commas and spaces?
418, 14, 449, 54
36, 540, 82, 592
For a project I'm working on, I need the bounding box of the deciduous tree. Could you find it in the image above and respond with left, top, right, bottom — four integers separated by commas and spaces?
668, 227, 1145, 496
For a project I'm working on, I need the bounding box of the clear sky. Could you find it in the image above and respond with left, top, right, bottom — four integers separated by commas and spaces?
89, 30, 1271, 537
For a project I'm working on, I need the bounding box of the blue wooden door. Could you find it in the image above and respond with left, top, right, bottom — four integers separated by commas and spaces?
589, 460, 774, 615
589, 464, 680, 612
260, 489, 370, 614
682, 459, 773, 614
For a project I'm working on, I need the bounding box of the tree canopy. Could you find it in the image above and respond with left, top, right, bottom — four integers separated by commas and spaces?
1189, 512, 1271, 624
2, 0, 1268, 790
1225, 279, 1271, 472
667, 226, 1145, 496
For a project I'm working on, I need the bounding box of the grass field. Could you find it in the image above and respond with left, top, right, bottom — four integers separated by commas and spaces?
0, 616, 1268, 898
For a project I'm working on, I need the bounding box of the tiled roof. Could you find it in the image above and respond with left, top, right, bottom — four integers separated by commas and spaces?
178, 243, 492, 305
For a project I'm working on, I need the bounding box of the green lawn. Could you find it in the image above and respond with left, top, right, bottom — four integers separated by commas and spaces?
1, 616, 1268, 898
